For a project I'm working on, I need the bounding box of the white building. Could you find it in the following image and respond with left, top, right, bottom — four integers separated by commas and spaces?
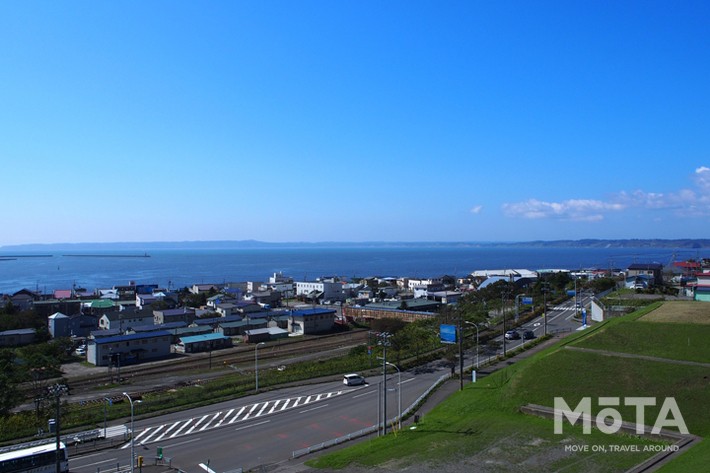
295, 280, 346, 302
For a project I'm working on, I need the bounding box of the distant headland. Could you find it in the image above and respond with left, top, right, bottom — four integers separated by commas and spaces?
1, 238, 709, 252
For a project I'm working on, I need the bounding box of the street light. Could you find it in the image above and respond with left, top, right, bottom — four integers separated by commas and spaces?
255, 342, 266, 393
123, 392, 141, 473
464, 321, 481, 369
377, 332, 392, 436
384, 361, 401, 431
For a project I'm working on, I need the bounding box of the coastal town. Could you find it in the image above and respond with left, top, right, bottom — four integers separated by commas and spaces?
1, 258, 708, 369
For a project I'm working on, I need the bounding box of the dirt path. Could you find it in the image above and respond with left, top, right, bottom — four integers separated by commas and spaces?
564, 345, 710, 368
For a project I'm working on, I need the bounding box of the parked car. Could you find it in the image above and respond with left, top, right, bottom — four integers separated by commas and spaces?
504, 330, 520, 340
74, 345, 87, 356
523, 330, 535, 340
343, 373, 366, 386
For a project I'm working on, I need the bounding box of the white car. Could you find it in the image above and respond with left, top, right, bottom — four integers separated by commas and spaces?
343, 373, 366, 386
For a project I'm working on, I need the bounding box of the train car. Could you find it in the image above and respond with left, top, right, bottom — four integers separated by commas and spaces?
0, 441, 69, 473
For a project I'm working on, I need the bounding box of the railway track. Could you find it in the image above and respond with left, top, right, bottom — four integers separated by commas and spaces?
58, 329, 370, 396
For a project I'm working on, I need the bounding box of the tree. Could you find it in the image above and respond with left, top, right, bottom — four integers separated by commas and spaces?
0, 373, 20, 417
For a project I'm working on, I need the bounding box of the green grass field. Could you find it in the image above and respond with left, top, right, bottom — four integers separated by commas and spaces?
308, 302, 710, 472
572, 320, 710, 363
308, 376, 660, 472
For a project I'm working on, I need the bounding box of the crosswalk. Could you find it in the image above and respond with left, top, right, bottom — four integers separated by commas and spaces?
122, 389, 346, 448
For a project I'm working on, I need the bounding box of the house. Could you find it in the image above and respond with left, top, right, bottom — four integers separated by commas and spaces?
0, 328, 37, 347
287, 308, 337, 335
427, 291, 462, 304
87, 330, 172, 366
175, 333, 233, 353
68, 313, 99, 338
627, 263, 664, 286
244, 327, 289, 343
190, 284, 219, 295
250, 290, 281, 308
10, 289, 38, 312
694, 272, 710, 302
625, 275, 653, 290
48, 312, 71, 338
54, 289, 73, 300
153, 307, 195, 325
82, 299, 116, 316
98, 308, 154, 331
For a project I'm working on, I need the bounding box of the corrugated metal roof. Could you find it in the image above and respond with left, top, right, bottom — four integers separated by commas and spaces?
289, 308, 337, 317
179, 333, 230, 344
93, 330, 172, 345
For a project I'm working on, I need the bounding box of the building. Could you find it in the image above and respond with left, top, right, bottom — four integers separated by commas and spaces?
694, 272, 710, 302
343, 300, 438, 323
175, 333, 233, 353
295, 280, 346, 303
153, 308, 196, 325
0, 328, 37, 347
48, 312, 71, 338
98, 308, 154, 331
627, 263, 664, 286
244, 327, 289, 343
287, 308, 337, 334
87, 331, 172, 366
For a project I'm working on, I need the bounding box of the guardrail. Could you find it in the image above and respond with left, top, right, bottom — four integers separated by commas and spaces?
292, 372, 451, 459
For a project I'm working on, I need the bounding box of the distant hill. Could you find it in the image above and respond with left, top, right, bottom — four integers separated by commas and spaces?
2, 238, 709, 251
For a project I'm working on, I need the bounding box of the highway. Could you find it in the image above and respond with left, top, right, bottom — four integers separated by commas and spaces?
68, 296, 590, 473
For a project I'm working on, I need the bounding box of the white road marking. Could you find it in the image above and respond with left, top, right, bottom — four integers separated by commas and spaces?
256, 402, 271, 417
170, 419, 192, 438
268, 400, 282, 414
235, 420, 270, 431
199, 462, 217, 473
155, 421, 180, 441
186, 414, 209, 434
200, 412, 222, 431
74, 457, 119, 468
243, 402, 260, 420
229, 406, 246, 423
161, 437, 202, 449
138, 424, 164, 444
300, 404, 329, 414
216, 409, 234, 427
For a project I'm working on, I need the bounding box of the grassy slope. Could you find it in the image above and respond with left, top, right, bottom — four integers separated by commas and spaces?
308, 329, 660, 471
573, 320, 710, 363
309, 303, 710, 471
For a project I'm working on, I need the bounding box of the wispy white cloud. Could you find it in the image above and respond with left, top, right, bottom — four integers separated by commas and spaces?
694, 166, 710, 191
470, 205, 483, 214
500, 166, 710, 221
502, 199, 623, 221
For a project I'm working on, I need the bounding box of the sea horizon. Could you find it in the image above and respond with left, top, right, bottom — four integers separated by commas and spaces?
0, 244, 705, 295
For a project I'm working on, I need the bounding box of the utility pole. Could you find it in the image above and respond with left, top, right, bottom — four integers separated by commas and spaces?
47, 384, 68, 473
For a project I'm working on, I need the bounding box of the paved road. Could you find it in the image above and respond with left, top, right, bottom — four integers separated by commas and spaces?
68, 362, 450, 473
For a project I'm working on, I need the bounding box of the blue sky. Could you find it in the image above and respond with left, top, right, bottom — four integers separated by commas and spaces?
1, 1, 708, 246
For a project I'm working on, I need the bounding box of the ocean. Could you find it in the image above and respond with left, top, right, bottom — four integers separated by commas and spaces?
0, 246, 699, 294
